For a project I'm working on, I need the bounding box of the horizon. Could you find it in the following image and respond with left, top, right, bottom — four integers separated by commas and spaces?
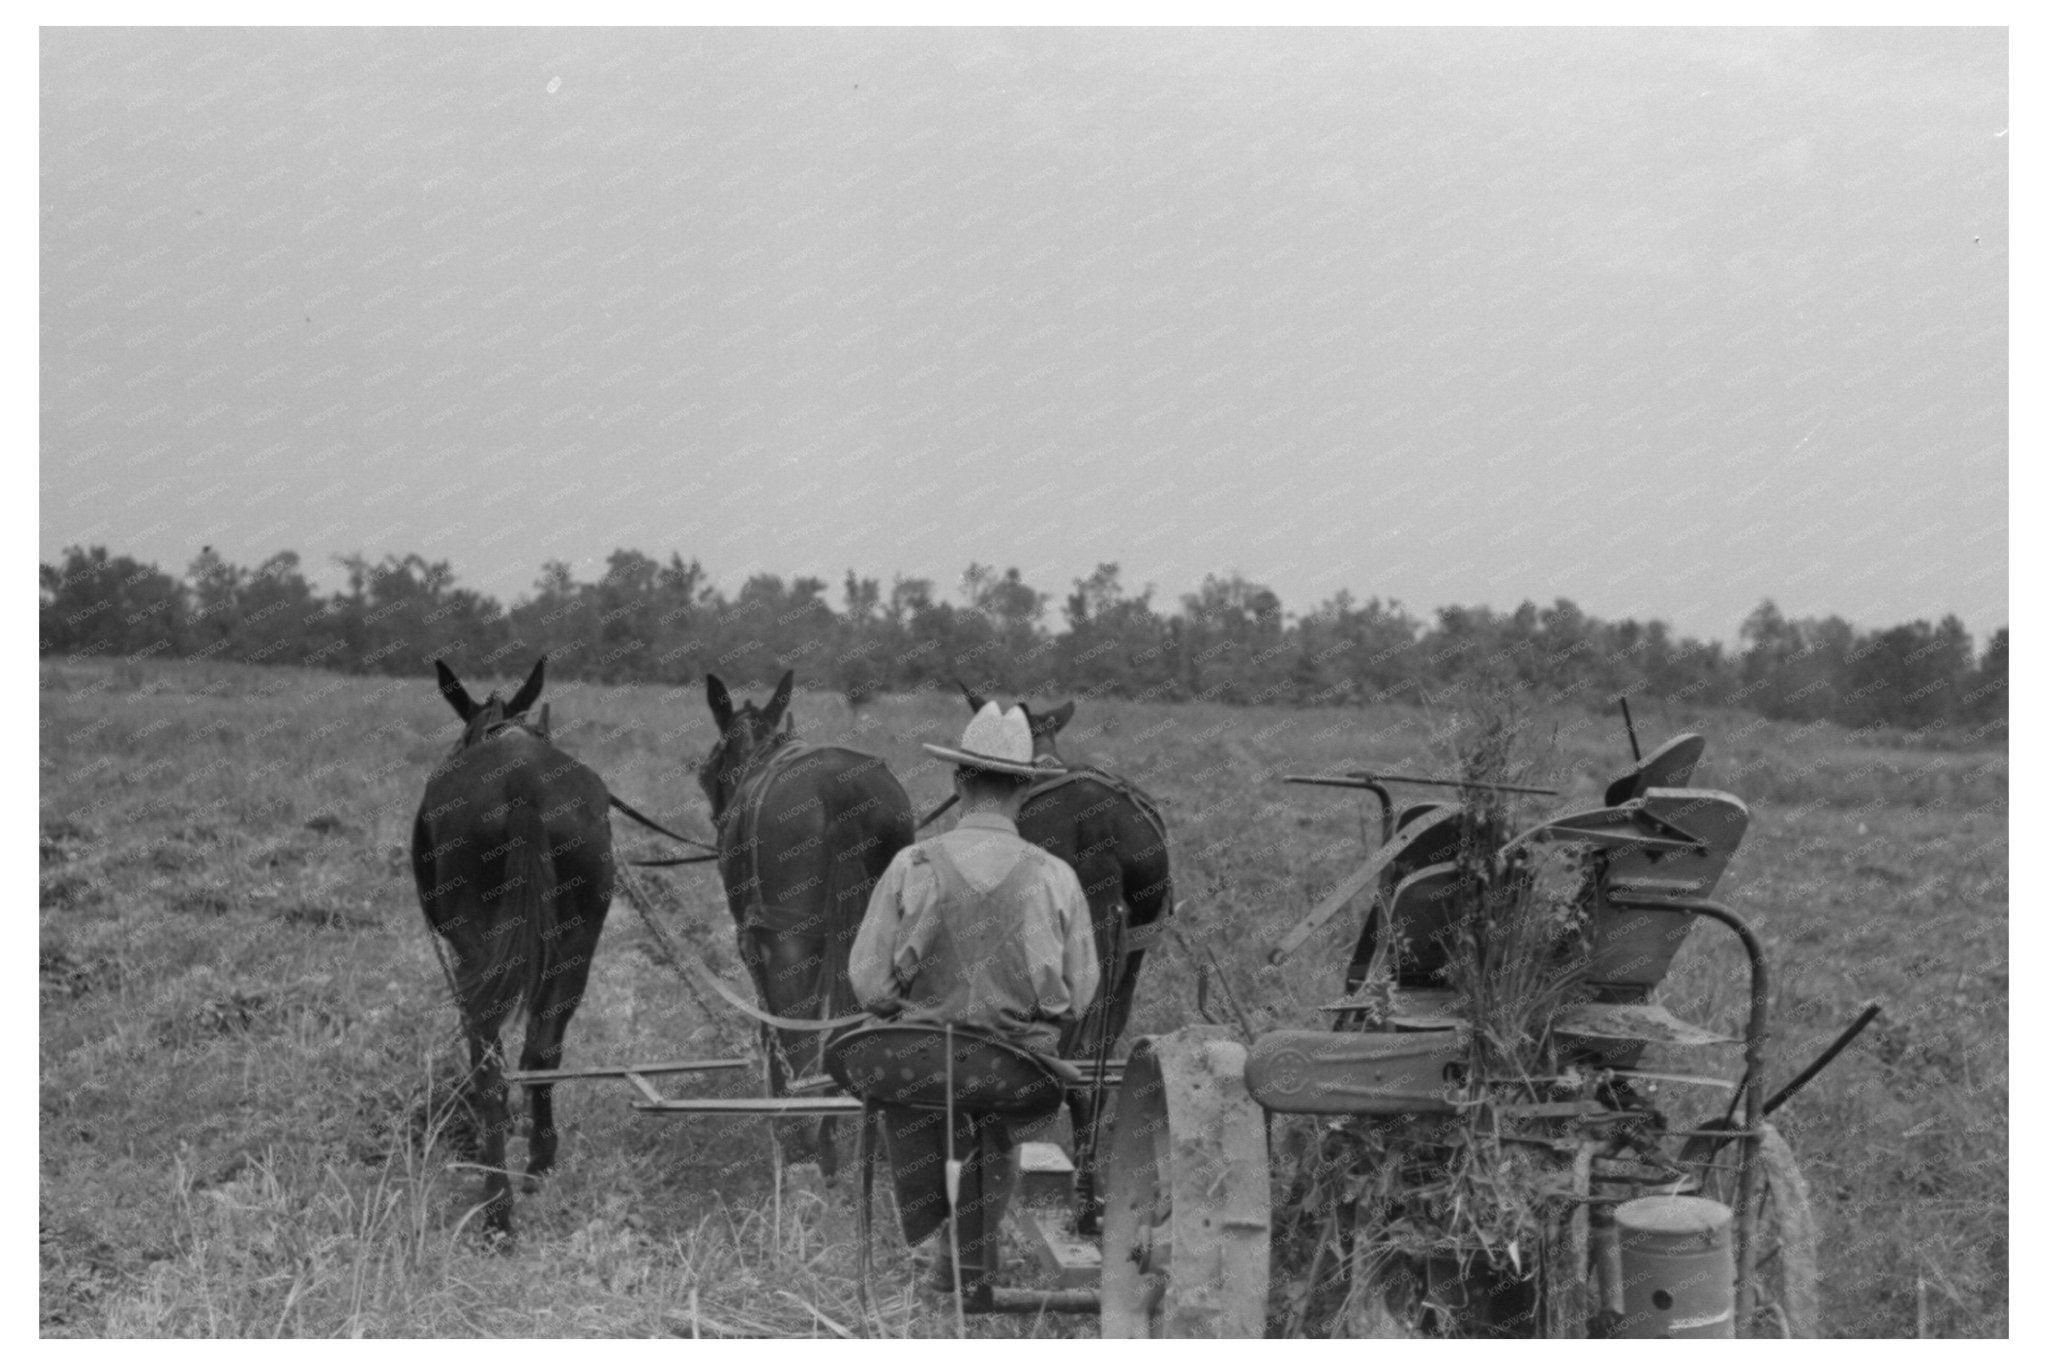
39, 533, 2006, 653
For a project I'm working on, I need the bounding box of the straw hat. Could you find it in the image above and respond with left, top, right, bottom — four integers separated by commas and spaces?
923, 701, 1062, 778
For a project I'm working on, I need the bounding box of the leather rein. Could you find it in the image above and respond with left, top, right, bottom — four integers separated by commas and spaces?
609, 792, 722, 866
459, 713, 725, 867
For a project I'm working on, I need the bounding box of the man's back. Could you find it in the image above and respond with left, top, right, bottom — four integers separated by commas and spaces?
850, 812, 1098, 1053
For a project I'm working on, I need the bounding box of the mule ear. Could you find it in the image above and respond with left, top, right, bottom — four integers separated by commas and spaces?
1043, 700, 1075, 735
960, 681, 988, 713
706, 674, 735, 732
506, 657, 546, 716
434, 659, 477, 722
762, 670, 796, 727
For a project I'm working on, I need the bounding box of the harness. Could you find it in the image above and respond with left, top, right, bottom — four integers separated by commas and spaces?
1019, 763, 1173, 1212
716, 731, 819, 937
458, 709, 718, 862
1021, 765, 1174, 960
1024, 763, 1164, 824
458, 710, 538, 751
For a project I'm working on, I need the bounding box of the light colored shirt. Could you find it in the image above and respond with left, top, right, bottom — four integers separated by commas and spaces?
850, 811, 1099, 1052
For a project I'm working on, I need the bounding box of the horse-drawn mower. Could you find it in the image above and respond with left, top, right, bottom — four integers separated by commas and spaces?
493, 687, 1865, 1338
820, 724, 1858, 1337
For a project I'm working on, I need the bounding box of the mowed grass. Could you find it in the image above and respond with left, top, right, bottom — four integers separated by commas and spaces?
39, 657, 2007, 1337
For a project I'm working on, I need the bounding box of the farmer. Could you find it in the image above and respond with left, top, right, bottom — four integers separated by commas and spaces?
849, 701, 1100, 1295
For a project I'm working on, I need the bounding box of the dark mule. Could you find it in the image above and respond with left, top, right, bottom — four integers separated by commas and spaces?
698, 670, 914, 1171
412, 658, 614, 1235
961, 687, 1174, 1227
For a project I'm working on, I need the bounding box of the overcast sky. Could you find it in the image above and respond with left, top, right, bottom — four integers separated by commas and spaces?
39, 27, 2007, 645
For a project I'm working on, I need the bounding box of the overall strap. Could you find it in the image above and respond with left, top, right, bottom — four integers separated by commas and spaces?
920, 837, 970, 902
917, 837, 1044, 988
924, 835, 1040, 906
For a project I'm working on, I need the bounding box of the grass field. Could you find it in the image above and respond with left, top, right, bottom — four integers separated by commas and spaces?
38, 657, 2008, 1337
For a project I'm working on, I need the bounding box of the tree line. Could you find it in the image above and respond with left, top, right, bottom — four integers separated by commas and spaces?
39, 543, 2007, 740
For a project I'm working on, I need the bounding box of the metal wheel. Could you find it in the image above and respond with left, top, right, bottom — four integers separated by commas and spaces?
1100, 1026, 1272, 1338
1682, 1121, 1820, 1338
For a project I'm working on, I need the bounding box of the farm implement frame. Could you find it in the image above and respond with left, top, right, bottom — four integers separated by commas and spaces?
1085, 724, 1876, 1338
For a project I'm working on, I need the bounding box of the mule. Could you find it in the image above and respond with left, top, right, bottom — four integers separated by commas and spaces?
698, 670, 914, 1172
412, 657, 614, 1236
961, 686, 1174, 1228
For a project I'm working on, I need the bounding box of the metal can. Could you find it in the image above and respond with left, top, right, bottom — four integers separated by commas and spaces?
1614, 1195, 1736, 1338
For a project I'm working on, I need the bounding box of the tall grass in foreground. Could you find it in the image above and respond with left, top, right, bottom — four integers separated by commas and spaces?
104, 1088, 1025, 1339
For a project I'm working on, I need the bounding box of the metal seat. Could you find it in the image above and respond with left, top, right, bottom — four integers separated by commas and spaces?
1603, 732, 1706, 807
824, 1022, 1076, 1121
829, 1022, 1080, 1312
1505, 789, 1751, 993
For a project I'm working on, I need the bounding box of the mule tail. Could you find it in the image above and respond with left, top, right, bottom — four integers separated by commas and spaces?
455, 792, 557, 1036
